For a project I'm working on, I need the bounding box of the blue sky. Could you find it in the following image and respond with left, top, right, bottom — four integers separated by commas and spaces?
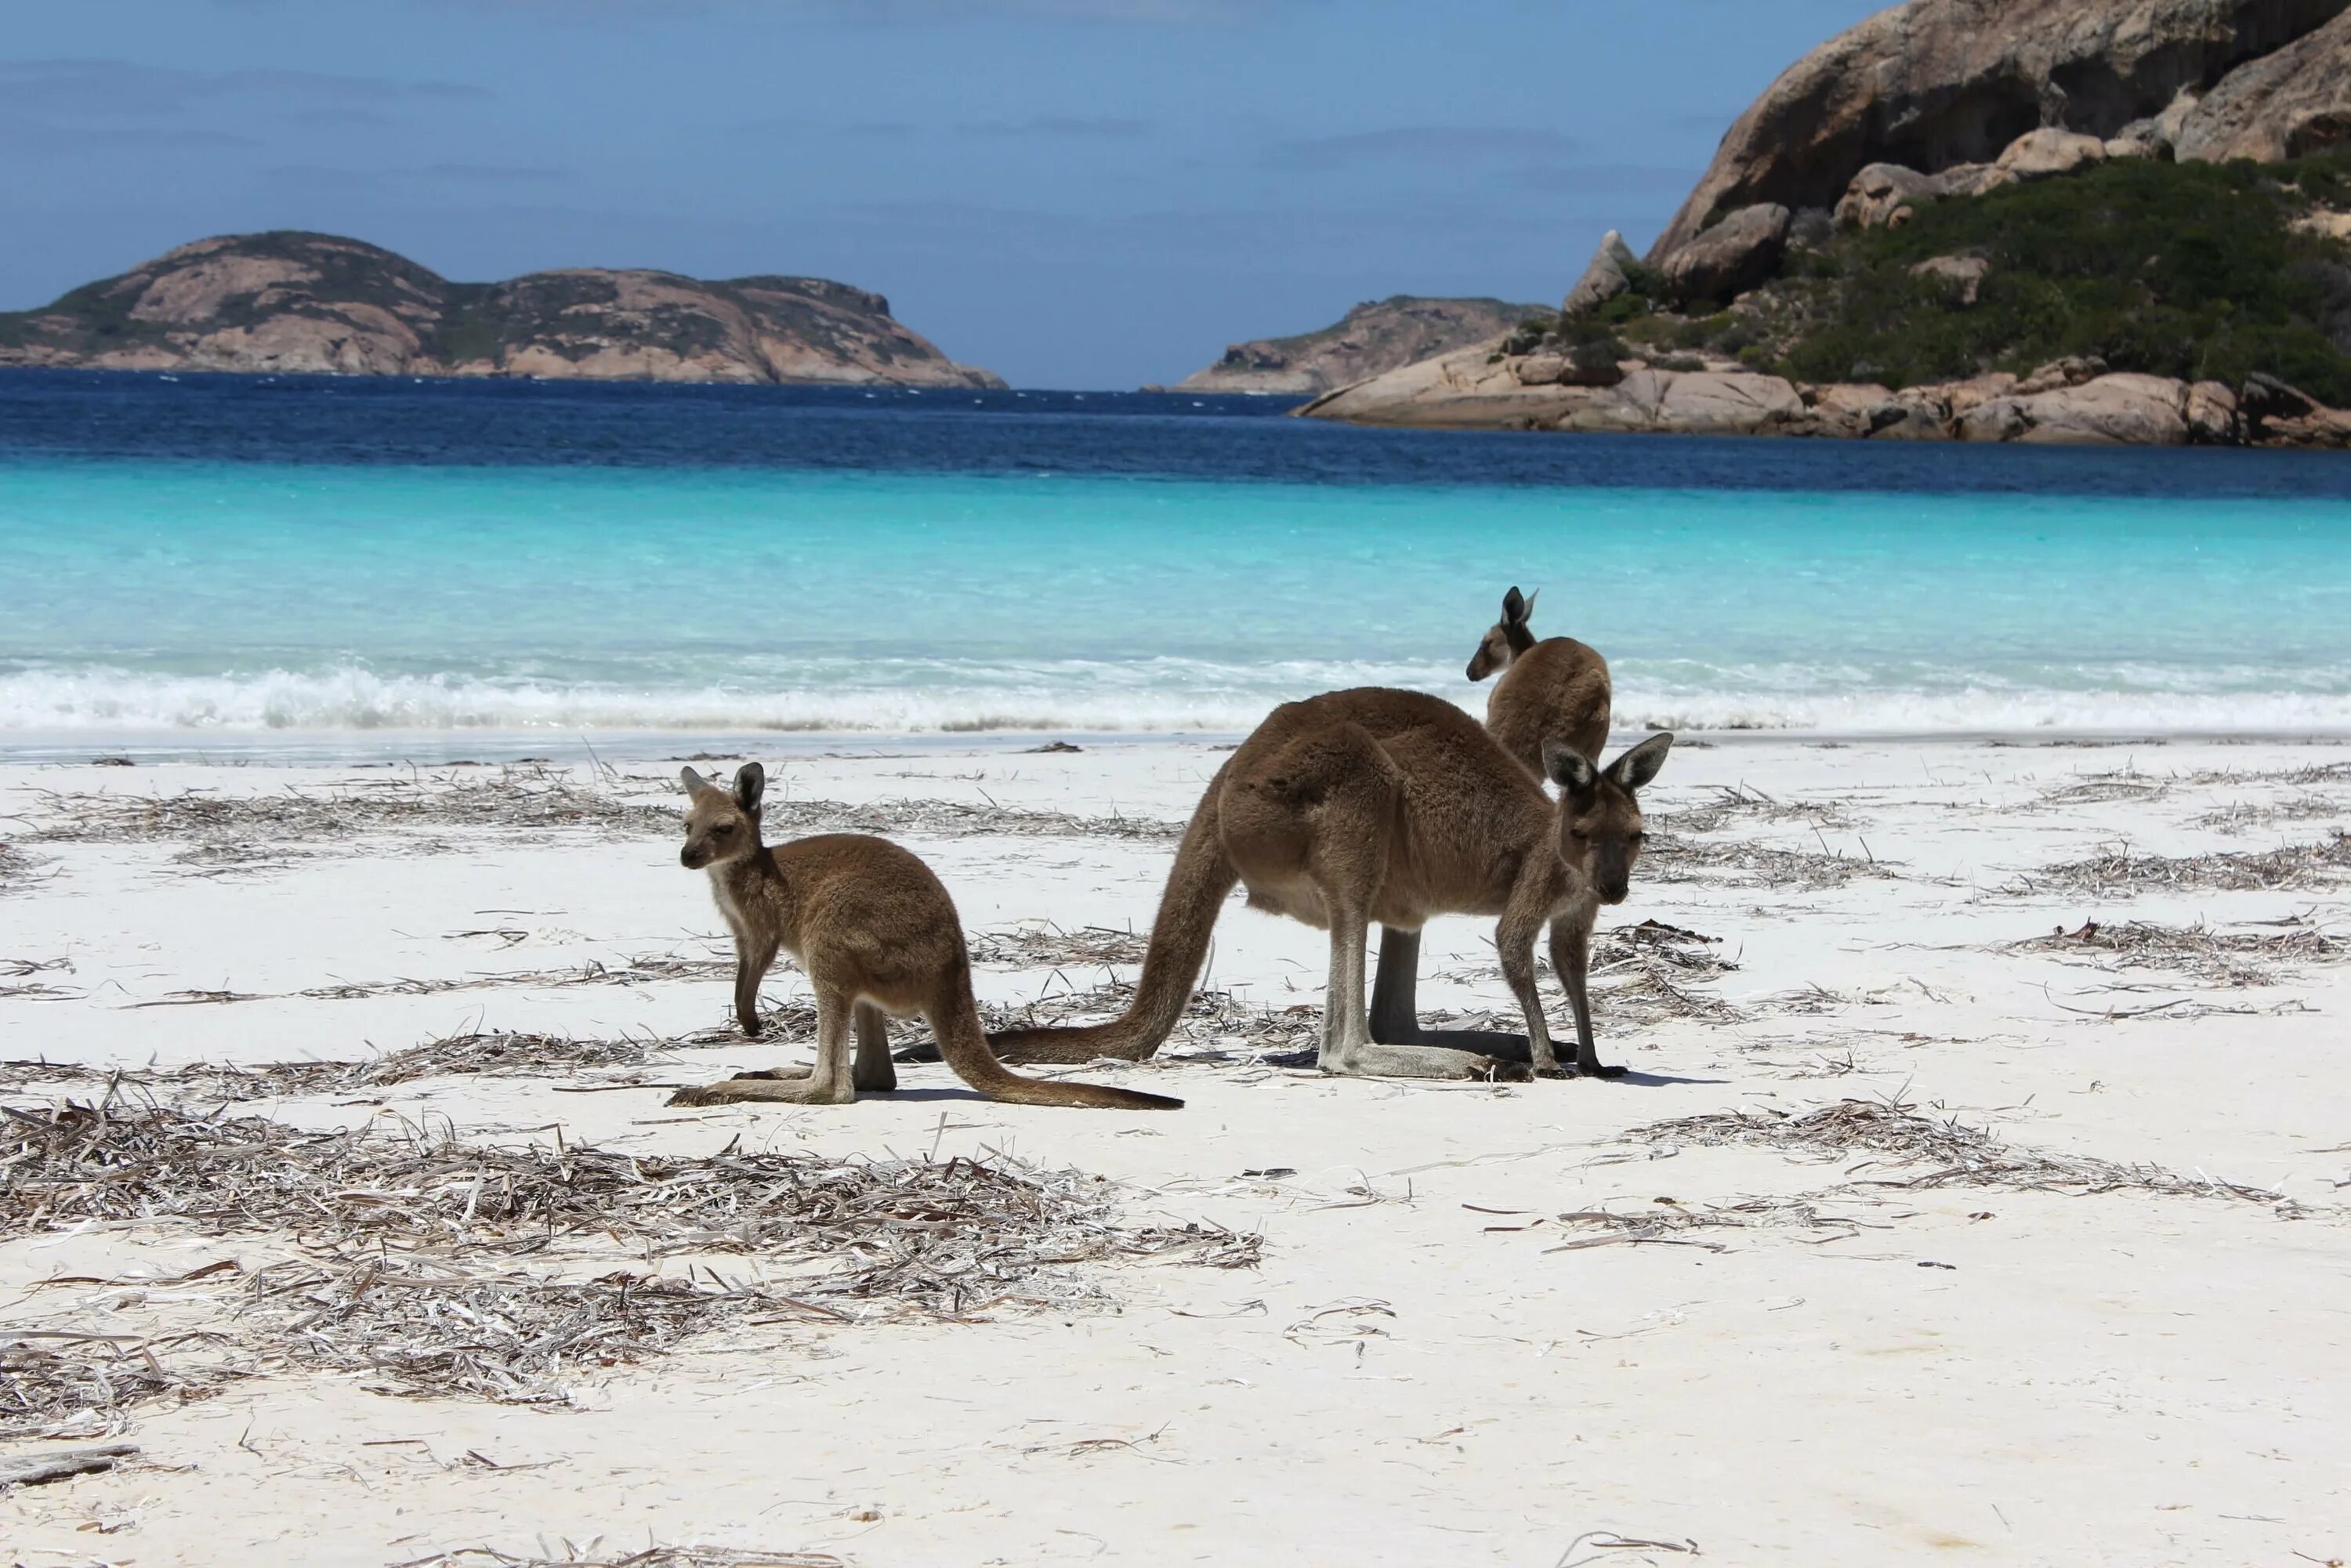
2, 1, 1886, 387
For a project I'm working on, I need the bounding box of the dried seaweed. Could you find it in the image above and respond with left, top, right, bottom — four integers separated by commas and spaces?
1627, 1095, 2290, 1207
0, 841, 50, 894
2031, 770, 2172, 808
28, 764, 667, 855
0, 1331, 236, 1438
2191, 794, 2345, 831
396, 1548, 845, 1568
1658, 783, 1853, 835
1644, 828, 1896, 891
1545, 1195, 1862, 1252
2020, 832, 2351, 896
2011, 917, 2348, 987
0, 1100, 1259, 1417
964, 922, 1153, 969
765, 797, 1183, 844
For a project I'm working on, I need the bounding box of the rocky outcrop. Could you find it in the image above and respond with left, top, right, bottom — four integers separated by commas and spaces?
2174, 7, 2351, 161
1648, 0, 2351, 265
0, 231, 1005, 386
1560, 231, 1641, 318
1958, 371, 2197, 443
1834, 160, 2013, 228
1994, 127, 2107, 179
1172, 295, 1541, 395
1659, 205, 1791, 306
1296, 343, 2347, 446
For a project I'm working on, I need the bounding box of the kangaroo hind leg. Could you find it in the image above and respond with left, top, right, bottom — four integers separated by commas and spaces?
1367, 926, 1536, 1059
671, 987, 859, 1106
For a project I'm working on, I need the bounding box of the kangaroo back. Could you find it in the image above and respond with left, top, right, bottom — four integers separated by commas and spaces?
932, 969, 1182, 1110
1489, 637, 1612, 777
987, 754, 1240, 1064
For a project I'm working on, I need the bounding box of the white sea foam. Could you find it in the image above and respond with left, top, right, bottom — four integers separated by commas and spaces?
6, 661, 2351, 739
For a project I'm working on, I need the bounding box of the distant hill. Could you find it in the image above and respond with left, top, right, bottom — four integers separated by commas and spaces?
1172, 295, 1544, 394
0, 231, 1004, 387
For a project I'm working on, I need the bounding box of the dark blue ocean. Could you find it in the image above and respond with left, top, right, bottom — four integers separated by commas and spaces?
4, 368, 2349, 744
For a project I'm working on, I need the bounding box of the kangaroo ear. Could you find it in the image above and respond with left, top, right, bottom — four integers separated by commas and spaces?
733, 762, 766, 814
1502, 585, 1528, 625
1520, 586, 1539, 623
1543, 738, 1596, 796
1606, 732, 1673, 793
679, 766, 709, 795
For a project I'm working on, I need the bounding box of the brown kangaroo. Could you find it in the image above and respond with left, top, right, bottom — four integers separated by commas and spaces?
987, 690, 1670, 1080
668, 763, 1180, 1111
1367, 585, 1620, 1049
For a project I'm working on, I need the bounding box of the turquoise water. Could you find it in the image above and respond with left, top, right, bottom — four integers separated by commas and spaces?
6, 454, 2351, 737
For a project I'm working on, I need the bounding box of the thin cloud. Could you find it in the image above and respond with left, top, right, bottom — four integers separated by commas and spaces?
0, 58, 490, 117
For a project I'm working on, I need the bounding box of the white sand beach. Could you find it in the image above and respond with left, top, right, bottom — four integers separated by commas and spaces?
2, 733, 2346, 1566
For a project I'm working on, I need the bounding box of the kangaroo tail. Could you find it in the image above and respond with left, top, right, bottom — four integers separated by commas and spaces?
932, 976, 1182, 1110
984, 763, 1239, 1065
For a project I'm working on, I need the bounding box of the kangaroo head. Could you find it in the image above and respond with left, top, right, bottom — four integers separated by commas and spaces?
1465, 585, 1539, 682
678, 762, 765, 870
1541, 732, 1672, 904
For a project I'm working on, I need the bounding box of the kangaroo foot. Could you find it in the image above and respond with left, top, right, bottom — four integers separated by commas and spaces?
1570, 1060, 1629, 1081
726, 1066, 813, 1081
668, 1077, 852, 1106
1324, 1044, 1532, 1082
1368, 1018, 1535, 1059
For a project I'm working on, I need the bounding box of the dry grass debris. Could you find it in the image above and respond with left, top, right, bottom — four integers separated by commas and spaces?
1628, 1094, 2291, 1208
964, 921, 1153, 969
2011, 916, 2348, 986
0, 841, 49, 893
766, 797, 1183, 844
1660, 783, 1853, 834
1645, 828, 1896, 891
1545, 1195, 1863, 1253
396, 1548, 845, 1568
2020, 832, 2351, 896
1, 1331, 235, 1438
0, 1099, 1259, 1421
28, 764, 668, 855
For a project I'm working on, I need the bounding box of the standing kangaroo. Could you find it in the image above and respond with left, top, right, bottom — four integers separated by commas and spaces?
1366, 585, 1621, 1049
668, 763, 1180, 1111
987, 690, 1670, 1080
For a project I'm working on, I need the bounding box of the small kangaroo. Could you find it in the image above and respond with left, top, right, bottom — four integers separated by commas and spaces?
987, 690, 1670, 1080
668, 763, 1180, 1112
1367, 585, 1619, 1049
1467, 585, 1614, 775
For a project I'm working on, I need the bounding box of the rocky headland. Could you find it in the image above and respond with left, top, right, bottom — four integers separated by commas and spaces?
1302, 0, 2351, 445
0, 231, 1004, 387
1171, 295, 1542, 395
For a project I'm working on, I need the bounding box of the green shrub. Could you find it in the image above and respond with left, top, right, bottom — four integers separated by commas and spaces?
1777, 149, 2351, 401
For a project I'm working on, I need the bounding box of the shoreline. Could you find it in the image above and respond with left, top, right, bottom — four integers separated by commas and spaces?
10, 722, 2351, 767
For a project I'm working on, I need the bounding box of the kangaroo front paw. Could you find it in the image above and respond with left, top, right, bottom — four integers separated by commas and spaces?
1574, 1061, 1630, 1081
1475, 1057, 1533, 1083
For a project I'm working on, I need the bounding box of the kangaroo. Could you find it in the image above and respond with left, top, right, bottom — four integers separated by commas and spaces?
1367, 585, 1619, 1049
668, 763, 1180, 1111
987, 690, 1670, 1080
1467, 585, 1614, 775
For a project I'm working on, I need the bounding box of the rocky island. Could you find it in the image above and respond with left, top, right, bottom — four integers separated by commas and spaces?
1301, 0, 2351, 446
1171, 295, 1542, 395
0, 231, 1004, 387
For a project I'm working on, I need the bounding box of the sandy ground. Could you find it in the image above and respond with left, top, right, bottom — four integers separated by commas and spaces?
2, 733, 2347, 1567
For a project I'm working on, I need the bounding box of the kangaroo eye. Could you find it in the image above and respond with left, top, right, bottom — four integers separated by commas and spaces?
1569, 828, 1590, 842
712, 823, 734, 835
